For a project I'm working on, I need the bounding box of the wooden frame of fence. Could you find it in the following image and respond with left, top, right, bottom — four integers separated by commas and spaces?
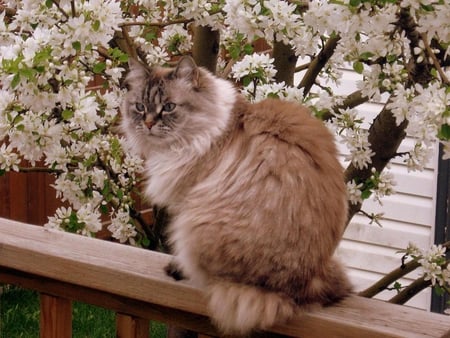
1, 218, 450, 338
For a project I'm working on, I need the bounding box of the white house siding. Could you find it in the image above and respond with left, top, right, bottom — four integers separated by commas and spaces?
328, 69, 438, 310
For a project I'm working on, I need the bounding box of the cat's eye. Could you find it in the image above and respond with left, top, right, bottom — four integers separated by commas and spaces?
135, 102, 145, 112
163, 102, 176, 112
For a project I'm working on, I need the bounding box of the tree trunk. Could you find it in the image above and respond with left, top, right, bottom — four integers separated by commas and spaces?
192, 26, 220, 74
272, 41, 297, 86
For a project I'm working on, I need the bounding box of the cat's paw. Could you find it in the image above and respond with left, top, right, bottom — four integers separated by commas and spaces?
165, 261, 185, 281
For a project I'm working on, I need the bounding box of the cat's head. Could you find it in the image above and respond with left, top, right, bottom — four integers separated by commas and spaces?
120, 56, 236, 157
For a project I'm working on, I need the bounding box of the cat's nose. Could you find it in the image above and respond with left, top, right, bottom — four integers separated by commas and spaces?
144, 115, 155, 130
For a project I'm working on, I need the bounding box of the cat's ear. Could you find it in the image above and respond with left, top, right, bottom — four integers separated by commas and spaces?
122, 58, 150, 89
128, 57, 149, 74
174, 56, 199, 86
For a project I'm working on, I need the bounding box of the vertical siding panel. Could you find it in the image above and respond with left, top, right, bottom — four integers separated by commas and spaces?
0, 172, 11, 219
8, 171, 28, 222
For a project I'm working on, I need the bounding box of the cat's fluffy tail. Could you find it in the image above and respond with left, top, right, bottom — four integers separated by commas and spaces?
206, 281, 297, 335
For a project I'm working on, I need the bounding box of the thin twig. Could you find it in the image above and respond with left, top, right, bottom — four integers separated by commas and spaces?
49, 0, 70, 20
70, 0, 76, 17
388, 276, 431, 305
119, 18, 193, 29
218, 59, 237, 79
17, 166, 63, 174
295, 62, 310, 73
121, 26, 137, 59
420, 32, 450, 85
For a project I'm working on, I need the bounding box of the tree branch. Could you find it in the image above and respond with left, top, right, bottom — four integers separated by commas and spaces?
388, 276, 431, 305
345, 102, 408, 224
297, 35, 340, 95
358, 260, 420, 298
322, 90, 369, 121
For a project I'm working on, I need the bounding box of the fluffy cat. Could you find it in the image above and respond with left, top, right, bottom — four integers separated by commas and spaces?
120, 56, 352, 335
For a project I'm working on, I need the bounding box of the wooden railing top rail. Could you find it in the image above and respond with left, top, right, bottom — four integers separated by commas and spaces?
1, 217, 450, 338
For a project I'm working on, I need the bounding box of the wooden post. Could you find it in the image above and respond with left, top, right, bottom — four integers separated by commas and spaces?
116, 313, 149, 338
40, 293, 72, 338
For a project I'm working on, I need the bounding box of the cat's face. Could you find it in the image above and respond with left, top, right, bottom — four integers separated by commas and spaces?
121, 57, 197, 148
120, 57, 236, 157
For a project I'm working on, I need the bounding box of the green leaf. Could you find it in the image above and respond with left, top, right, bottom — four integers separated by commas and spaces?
438, 124, 450, 140
229, 46, 240, 60
110, 48, 129, 63
430, 68, 438, 78
353, 61, 364, 74
33, 47, 52, 65
349, 0, 361, 7
83, 153, 97, 167
0, 169, 5, 176
117, 189, 124, 200
242, 76, 253, 87
243, 44, 254, 55
361, 189, 372, 200
66, 211, 81, 233
434, 285, 445, 296
141, 236, 150, 248
92, 20, 101, 31
12, 115, 24, 126
62, 109, 74, 120
19, 68, 35, 80
11, 73, 20, 88
102, 181, 112, 201
359, 52, 374, 61
145, 31, 157, 42
93, 62, 106, 74
45, 0, 53, 8
386, 54, 398, 63
100, 204, 109, 215
72, 41, 81, 52
420, 3, 434, 11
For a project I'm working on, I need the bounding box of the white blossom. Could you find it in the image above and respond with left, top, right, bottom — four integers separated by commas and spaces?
347, 180, 363, 205
0, 143, 20, 172
108, 209, 137, 245
231, 53, 277, 83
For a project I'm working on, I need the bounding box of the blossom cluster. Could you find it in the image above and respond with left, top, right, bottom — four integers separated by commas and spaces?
347, 168, 396, 206
404, 243, 450, 290
0, 0, 144, 244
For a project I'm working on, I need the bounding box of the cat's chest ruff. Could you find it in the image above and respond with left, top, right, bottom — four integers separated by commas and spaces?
144, 150, 196, 205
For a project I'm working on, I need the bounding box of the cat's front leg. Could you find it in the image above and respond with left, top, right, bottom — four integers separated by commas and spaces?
164, 259, 186, 281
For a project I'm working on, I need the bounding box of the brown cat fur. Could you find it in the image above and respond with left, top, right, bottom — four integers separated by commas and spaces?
120, 56, 352, 335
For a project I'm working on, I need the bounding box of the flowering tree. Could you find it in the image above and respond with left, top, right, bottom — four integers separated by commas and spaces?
1, 0, 450, 306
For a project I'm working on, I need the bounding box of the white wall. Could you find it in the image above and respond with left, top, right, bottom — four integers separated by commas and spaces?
329, 68, 438, 310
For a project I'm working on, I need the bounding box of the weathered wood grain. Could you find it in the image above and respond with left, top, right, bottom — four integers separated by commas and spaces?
1, 218, 449, 337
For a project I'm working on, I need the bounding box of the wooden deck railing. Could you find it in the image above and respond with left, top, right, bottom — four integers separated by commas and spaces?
1, 218, 450, 338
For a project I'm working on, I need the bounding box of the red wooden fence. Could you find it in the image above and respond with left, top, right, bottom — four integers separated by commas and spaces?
0, 171, 60, 225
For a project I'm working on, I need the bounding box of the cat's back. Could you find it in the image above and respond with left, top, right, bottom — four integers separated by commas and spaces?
241, 98, 340, 172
